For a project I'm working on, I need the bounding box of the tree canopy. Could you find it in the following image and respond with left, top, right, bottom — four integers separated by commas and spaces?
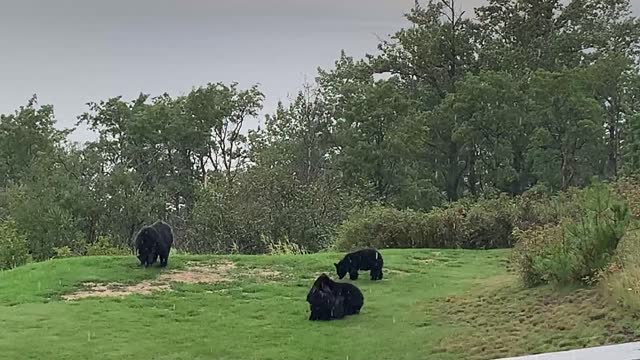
1, 0, 639, 259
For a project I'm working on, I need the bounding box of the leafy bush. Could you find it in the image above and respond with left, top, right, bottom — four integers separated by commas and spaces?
52, 246, 74, 258
463, 195, 517, 248
334, 195, 519, 250
85, 236, 130, 256
614, 176, 640, 219
0, 220, 30, 270
184, 185, 266, 254
512, 224, 565, 287
602, 229, 640, 312
600, 176, 640, 305
262, 234, 307, 255
335, 205, 429, 250
513, 182, 630, 287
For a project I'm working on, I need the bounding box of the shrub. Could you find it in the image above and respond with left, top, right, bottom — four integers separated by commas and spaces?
512, 224, 565, 287
85, 236, 130, 256
4, 184, 89, 261
334, 196, 518, 250
614, 176, 640, 219
513, 182, 630, 287
463, 195, 517, 248
0, 220, 30, 270
52, 246, 74, 258
334, 205, 423, 250
262, 234, 307, 255
602, 229, 640, 312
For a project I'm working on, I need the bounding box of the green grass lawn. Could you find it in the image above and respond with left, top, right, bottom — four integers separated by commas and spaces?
0, 249, 638, 360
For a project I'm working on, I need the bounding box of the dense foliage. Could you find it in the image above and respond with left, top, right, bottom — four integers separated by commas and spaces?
1, 0, 640, 266
513, 182, 631, 286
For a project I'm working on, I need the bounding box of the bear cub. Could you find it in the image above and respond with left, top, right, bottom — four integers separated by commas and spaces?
335, 248, 384, 281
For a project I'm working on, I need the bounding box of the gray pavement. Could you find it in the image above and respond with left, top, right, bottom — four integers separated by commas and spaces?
496, 342, 640, 360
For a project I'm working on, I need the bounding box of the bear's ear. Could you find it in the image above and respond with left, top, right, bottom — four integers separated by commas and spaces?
320, 282, 331, 292
334, 263, 338, 268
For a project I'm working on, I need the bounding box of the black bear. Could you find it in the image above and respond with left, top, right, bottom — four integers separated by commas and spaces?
134, 220, 174, 268
306, 273, 363, 321
334, 248, 384, 281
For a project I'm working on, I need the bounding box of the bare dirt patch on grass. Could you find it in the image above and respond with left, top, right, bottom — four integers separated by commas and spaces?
62, 281, 170, 300
161, 261, 236, 284
63, 261, 237, 301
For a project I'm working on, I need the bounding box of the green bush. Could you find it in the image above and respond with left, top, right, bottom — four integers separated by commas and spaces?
586, 178, 640, 309
334, 195, 518, 250
602, 229, 640, 312
513, 182, 630, 287
262, 234, 307, 255
335, 205, 428, 250
52, 246, 74, 258
85, 236, 130, 256
614, 176, 640, 219
512, 224, 565, 287
0, 220, 30, 270
463, 195, 517, 248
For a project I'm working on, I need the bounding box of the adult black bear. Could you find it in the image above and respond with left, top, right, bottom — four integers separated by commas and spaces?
306, 273, 363, 321
134, 220, 174, 268
334, 248, 384, 281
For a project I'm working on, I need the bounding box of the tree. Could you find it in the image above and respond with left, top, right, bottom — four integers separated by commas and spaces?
0, 95, 71, 187
442, 71, 533, 194
244, 85, 348, 251
185, 82, 264, 185
527, 70, 606, 190
373, 0, 479, 101
585, 55, 640, 177
317, 53, 442, 209
368, 0, 479, 201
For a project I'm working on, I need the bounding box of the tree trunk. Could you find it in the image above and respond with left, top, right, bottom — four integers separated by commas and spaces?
606, 123, 618, 179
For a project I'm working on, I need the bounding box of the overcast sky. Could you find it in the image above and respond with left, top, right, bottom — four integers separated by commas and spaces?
1, 0, 638, 143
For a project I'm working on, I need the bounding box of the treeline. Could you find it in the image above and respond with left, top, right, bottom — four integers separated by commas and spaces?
1, 0, 640, 265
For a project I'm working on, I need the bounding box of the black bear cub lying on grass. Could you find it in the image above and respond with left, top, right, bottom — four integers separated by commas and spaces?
307, 273, 364, 321
335, 248, 384, 281
135, 220, 174, 268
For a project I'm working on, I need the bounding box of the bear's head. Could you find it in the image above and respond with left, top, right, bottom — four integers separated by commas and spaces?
135, 227, 158, 267
334, 261, 348, 279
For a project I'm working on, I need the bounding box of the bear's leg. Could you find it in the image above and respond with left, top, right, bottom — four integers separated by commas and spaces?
349, 270, 359, 280
371, 268, 383, 280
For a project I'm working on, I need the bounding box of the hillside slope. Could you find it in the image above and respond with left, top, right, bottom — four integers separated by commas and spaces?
0, 249, 636, 360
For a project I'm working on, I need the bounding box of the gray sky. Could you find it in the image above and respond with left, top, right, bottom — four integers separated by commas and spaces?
1, 0, 638, 143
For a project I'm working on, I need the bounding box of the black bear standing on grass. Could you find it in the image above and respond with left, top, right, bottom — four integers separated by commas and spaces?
134, 220, 174, 268
306, 273, 363, 321
335, 248, 384, 281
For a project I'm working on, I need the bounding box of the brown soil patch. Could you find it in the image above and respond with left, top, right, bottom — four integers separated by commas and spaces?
250, 269, 282, 278
160, 261, 235, 284
62, 261, 236, 301
62, 281, 170, 300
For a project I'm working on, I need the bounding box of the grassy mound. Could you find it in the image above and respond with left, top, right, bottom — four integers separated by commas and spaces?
0, 250, 636, 360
